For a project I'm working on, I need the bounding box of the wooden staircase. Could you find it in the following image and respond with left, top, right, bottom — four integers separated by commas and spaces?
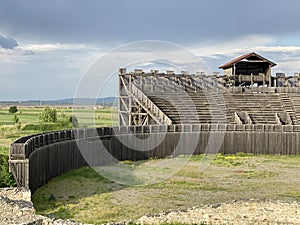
279, 93, 298, 125
130, 84, 172, 125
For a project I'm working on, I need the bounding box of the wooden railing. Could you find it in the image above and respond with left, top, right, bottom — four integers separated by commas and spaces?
233, 74, 268, 83
130, 83, 172, 125
227, 87, 300, 94
123, 73, 300, 94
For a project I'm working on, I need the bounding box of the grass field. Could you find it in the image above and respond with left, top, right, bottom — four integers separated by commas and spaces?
0, 106, 116, 151
0, 106, 115, 187
32, 154, 300, 224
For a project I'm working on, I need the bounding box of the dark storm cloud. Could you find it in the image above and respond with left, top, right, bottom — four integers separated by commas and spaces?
0, 34, 34, 55
0, 35, 18, 49
0, 0, 300, 45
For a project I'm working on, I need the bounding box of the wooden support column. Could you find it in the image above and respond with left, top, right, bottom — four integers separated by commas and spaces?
129, 74, 132, 125
268, 65, 272, 87
233, 63, 236, 75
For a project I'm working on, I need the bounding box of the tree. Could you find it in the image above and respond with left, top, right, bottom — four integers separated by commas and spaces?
71, 115, 79, 128
12, 114, 19, 124
40, 106, 57, 123
12, 115, 21, 130
8, 106, 18, 114
59, 113, 79, 128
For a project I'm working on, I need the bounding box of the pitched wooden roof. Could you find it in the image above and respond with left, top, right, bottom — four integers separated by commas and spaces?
219, 52, 277, 69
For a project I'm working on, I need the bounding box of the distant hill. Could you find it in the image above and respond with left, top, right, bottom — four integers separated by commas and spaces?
0, 97, 117, 106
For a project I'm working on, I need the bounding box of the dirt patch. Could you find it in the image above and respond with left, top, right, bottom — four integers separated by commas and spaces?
137, 199, 300, 225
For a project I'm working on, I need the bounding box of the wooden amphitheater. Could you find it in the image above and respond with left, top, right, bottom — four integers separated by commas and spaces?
10, 52, 300, 193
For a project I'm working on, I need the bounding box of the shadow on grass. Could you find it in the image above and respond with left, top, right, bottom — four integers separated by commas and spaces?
32, 166, 125, 221
31, 156, 195, 223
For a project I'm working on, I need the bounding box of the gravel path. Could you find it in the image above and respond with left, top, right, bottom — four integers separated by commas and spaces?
0, 188, 91, 225
136, 199, 300, 225
2, 188, 300, 225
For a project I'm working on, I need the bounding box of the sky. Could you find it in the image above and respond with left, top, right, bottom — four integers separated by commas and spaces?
1, 0, 300, 100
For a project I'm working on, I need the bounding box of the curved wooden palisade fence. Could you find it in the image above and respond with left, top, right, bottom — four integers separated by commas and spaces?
10, 124, 300, 193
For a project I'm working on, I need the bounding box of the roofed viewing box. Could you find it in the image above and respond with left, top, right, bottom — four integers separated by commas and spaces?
219, 52, 277, 87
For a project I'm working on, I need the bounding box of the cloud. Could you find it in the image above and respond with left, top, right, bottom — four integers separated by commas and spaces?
0, 35, 18, 49
1, 0, 300, 45
0, 48, 33, 56
23, 43, 87, 52
191, 35, 276, 57
0, 34, 34, 58
253, 46, 300, 53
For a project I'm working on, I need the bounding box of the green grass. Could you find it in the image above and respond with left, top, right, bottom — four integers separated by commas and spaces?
0, 153, 15, 187
0, 106, 116, 187
32, 154, 300, 224
0, 106, 116, 154
0, 146, 9, 156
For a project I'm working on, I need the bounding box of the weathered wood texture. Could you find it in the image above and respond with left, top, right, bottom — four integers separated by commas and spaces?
119, 71, 300, 127
9, 124, 300, 193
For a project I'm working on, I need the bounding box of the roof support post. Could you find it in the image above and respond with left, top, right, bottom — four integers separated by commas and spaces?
233, 63, 236, 75
268, 64, 272, 87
